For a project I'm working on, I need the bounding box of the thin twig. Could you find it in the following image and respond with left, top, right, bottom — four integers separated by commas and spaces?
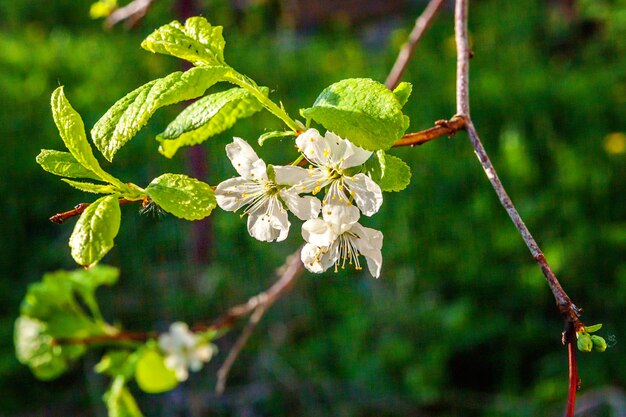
454, 1, 580, 322
49, 198, 139, 224
385, 0, 447, 90
564, 321, 580, 417
215, 247, 304, 394
105, 0, 154, 29
453, 1, 582, 414
464, 122, 580, 318
215, 304, 268, 396
393, 116, 465, 147
454, 0, 471, 117
53, 331, 151, 346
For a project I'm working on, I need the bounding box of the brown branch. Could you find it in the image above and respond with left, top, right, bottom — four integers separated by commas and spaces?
385, 0, 447, 90
464, 122, 581, 320
215, 247, 304, 394
104, 0, 154, 29
453, 0, 582, 414
393, 116, 466, 147
49, 198, 141, 224
455, 0, 471, 117
53, 249, 304, 348
564, 321, 580, 417
53, 330, 151, 346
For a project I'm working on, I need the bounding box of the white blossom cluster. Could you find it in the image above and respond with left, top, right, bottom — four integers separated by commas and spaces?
158, 322, 216, 381
215, 129, 384, 278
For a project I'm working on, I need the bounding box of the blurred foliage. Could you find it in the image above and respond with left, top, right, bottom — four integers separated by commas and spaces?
1, 0, 625, 416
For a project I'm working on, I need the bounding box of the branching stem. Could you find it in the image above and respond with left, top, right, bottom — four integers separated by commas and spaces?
104, 0, 154, 28
385, 0, 446, 90
453, 1, 582, 415
49, 198, 140, 224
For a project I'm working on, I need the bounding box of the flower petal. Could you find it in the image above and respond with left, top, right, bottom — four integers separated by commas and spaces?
226, 138, 260, 179
274, 165, 310, 186
215, 177, 248, 212
296, 128, 328, 166
249, 158, 268, 182
345, 173, 383, 216
301, 243, 334, 273
352, 223, 384, 278
194, 344, 216, 362
247, 208, 290, 242
321, 204, 360, 234
341, 140, 372, 168
280, 189, 321, 220
301, 218, 336, 247
321, 131, 349, 166
158, 333, 175, 351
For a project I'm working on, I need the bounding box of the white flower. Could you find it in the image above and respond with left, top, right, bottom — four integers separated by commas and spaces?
294, 129, 383, 216
301, 204, 383, 278
216, 138, 321, 242
158, 322, 216, 382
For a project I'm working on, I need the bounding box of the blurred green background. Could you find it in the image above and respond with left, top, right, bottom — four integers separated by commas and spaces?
1, 0, 625, 416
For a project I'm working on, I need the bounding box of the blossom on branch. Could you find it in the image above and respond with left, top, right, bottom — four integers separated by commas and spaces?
216, 138, 321, 242
294, 129, 383, 216
158, 322, 216, 382
301, 204, 383, 278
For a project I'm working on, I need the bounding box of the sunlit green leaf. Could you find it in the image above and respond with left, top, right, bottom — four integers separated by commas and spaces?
91, 66, 233, 161
393, 82, 412, 107
364, 151, 412, 192
36, 150, 103, 181
301, 78, 408, 151
62, 179, 118, 194
258, 130, 297, 146
70, 195, 121, 267
585, 323, 603, 333
146, 174, 216, 220
141, 17, 226, 66
158, 87, 266, 158
50, 87, 122, 186
134, 349, 178, 394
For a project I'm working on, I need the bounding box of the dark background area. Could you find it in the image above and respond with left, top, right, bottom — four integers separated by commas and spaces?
1, 0, 625, 416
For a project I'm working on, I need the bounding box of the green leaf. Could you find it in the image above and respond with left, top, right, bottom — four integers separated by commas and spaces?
21, 266, 118, 321
393, 82, 412, 107
70, 195, 122, 267
585, 323, 603, 333
14, 316, 86, 380
157, 87, 266, 158
146, 174, 216, 220
141, 17, 225, 66
104, 376, 145, 417
16, 266, 119, 380
301, 78, 408, 151
364, 151, 412, 192
134, 349, 179, 394
50, 87, 122, 186
65, 265, 120, 302
62, 179, 118, 194
91, 66, 233, 162
36, 150, 103, 181
95, 351, 135, 378
258, 130, 297, 146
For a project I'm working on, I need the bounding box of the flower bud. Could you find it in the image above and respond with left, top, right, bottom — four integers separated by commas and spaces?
591, 335, 607, 352
577, 333, 593, 352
